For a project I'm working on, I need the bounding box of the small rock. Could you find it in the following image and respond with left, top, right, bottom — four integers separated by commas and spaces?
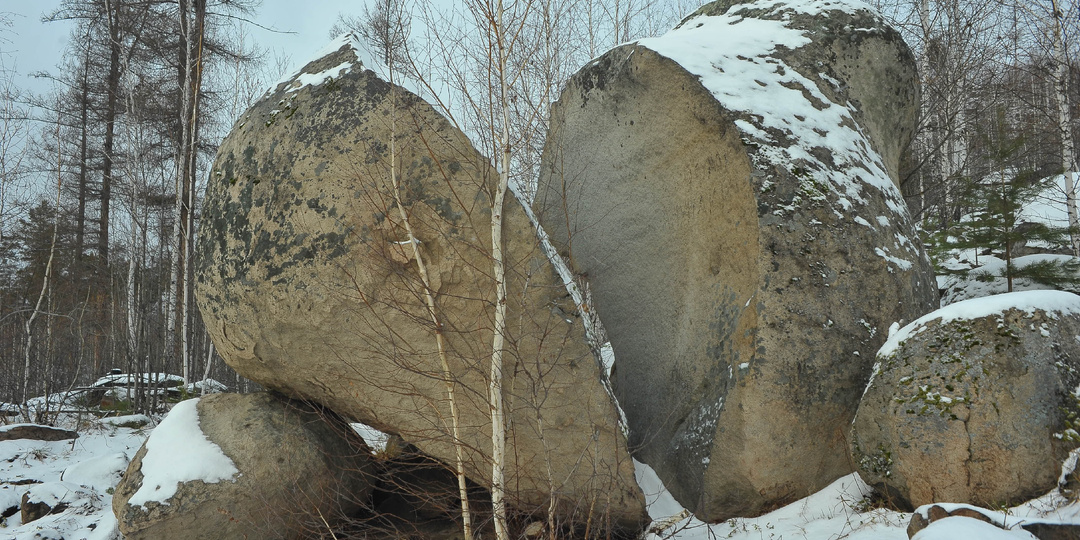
0, 424, 77, 442
1021, 522, 1080, 540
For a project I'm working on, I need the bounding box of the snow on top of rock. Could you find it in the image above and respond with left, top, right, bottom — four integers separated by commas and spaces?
739, 0, 875, 14
61, 452, 129, 492
267, 33, 361, 95
266, 33, 429, 103
126, 398, 238, 508
350, 422, 390, 453
1023, 173, 1078, 229
97, 414, 152, 427
911, 515, 1037, 539
638, 0, 897, 210
636, 0, 914, 270
878, 290, 1080, 358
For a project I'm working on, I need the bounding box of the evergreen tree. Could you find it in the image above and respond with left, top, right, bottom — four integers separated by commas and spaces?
932, 110, 1080, 292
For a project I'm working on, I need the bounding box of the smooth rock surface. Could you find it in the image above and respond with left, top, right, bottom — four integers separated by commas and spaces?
534, 0, 937, 522
853, 293, 1080, 509
194, 35, 645, 530
112, 393, 372, 540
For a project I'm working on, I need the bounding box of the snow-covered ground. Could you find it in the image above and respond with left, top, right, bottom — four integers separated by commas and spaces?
4, 402, 1080, 539
1, 415, 150, 539
636, 452, 1080, 540
938, 253, 1080, 305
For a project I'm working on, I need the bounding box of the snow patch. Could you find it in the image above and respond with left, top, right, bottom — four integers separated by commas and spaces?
879, 290, 1080, 357
126, 398, 238, 507
350, 423, 390, 453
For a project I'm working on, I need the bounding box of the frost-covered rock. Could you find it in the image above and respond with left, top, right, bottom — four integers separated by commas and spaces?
534, 0, 937, 521
194, 34, 646, 530
112, 393, 372, 540
852, 291, 1080, 509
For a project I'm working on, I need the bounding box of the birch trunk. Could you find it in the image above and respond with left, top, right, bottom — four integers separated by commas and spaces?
384, 62, 473, 539
490, 2, 511, 539
1050, 0, 1079, 256
22, 115, 64, 422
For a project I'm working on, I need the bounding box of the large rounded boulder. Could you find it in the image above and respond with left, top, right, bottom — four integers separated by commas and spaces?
194, 35, 645, 530
112, 393, 373, 540
534, 0, 938, 522
852, 291, 1080, 509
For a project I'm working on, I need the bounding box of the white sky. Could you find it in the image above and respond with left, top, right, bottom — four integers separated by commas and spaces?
1, 0, 365, 97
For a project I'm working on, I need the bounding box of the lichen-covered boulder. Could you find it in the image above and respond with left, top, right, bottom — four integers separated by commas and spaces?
534, 0, 938, 522
112, 393, 372, 540
852, 291, 1080, 509
194, 35, 646, 531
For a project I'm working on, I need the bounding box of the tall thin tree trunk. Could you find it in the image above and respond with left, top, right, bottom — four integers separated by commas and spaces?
100, 0, 122, 263
22, 113, 64, 422
489, 2, 511, 539
1050, 0, 1079, 256
384, 54, 473, 539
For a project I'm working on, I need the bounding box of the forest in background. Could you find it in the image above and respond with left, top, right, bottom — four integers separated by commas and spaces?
0, 0, 1076, 418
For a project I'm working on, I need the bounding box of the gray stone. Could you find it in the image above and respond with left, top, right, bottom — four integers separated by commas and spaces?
0, 424, 77, 442
194, 35, 645, 531
534, 0, 937, 522
112, 393, 373, 540
852, 294, 1080, 509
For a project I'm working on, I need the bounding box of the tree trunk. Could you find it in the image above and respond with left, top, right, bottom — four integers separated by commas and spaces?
490, 2, 511, 539
1050, 0, 1079, 256
22, 113, 64, 422
100, 0, 123, 263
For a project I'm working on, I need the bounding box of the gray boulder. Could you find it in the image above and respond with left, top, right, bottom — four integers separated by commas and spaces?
0, 424, 77, 442
112, 393, 372, 540
194, 35, 645, 531
534, 0, 937, 522
852, 291, 1080, 509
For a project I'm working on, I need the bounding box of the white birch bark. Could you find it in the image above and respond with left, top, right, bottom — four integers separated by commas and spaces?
1050, 0, 1080, 256
384, 59, 474, 539
22, 116, 64, 422
490, 2, 511, 538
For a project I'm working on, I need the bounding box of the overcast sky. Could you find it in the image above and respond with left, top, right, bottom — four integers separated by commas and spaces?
2, 0, 363, 97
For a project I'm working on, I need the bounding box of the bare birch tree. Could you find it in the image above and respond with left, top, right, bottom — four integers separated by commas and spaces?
21, 104, 64, 422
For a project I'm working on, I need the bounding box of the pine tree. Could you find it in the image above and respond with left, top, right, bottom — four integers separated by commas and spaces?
932, 110, 1080, 292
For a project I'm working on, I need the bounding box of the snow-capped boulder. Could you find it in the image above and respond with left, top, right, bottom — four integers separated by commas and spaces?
534, 0, 937, 522
194, 35, 646, 531
112, 393, 373, 540
20, 481, 100, 524
62, 452, 129, 492
852, 291, 1080, 509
